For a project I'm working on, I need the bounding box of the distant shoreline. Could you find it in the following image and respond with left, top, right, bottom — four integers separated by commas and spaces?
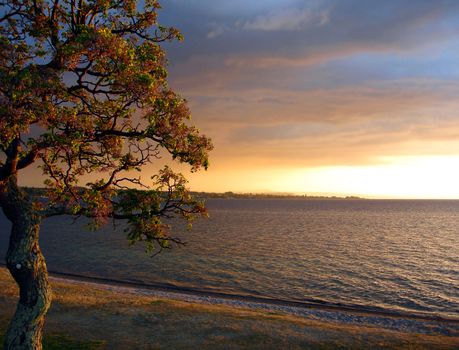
194, 192, 365, 200
22, 187, 459, 200
22, 187, 365, 200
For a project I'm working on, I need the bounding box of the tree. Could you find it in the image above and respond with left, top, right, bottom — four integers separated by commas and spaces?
0, 1, 212, 348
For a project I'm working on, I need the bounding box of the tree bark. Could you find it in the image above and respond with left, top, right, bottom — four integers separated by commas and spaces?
1, 177, 51, 350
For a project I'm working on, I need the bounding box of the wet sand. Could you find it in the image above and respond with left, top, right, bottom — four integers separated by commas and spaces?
47, 269, 459, 337
1, 267, 458, 349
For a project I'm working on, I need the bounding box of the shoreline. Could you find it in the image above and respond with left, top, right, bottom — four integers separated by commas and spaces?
43, 269, 459, 337
1, 267, 458, 348
45, 268, 458, 323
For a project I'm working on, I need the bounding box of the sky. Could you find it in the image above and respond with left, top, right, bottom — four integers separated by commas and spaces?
145, 0, 459, 198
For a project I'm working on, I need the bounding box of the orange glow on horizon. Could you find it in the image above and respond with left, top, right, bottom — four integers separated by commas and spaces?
17, 155, 459, 199
185, 156, 459, 199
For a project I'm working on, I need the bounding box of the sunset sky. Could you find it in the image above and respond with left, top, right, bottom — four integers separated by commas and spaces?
146, 0, 459, 198
12, 1, 458, 198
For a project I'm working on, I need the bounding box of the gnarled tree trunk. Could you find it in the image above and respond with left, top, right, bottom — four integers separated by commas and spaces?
1, 177, 51, 350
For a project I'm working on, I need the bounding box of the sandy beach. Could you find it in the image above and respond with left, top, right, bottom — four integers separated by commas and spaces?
47, 270, 459, 336
0, 267, 457, 349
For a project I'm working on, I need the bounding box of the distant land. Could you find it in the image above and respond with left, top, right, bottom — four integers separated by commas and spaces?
192, 191, 364, 200
22, 187, 364, 200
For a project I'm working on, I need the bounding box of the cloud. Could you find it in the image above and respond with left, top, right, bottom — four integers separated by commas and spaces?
164, 0, 459, 67
206, 3, 331, 39
161, 1, 459, 170
178, 75, 459, 170
241, 5, 330, 32
206, 23, 229, 39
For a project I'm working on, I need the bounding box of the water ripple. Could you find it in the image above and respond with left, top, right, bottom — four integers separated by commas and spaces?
0, 199, 458, 318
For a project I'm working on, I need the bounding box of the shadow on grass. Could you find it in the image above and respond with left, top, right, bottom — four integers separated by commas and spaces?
0, 333, 106, 350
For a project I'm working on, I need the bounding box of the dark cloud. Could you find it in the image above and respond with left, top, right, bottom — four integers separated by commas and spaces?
156, 0, 459, 171
161, 0, 459, 62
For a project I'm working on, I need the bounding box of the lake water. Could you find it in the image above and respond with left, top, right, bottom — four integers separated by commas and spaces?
0, 199, 458, 318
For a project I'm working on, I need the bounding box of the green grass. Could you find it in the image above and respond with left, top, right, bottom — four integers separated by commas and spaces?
43, 335, 106, 350
0, 333, 106, 350
0, 268, 457, 349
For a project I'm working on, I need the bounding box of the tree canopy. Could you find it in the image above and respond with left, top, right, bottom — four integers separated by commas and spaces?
0, 0, 213, 251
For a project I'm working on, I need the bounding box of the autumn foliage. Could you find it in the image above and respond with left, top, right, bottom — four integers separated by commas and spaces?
0, 1, 212, 348
0, 0, 212, 250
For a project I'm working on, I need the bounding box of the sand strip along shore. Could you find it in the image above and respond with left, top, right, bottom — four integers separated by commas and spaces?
44, 270, 458, 338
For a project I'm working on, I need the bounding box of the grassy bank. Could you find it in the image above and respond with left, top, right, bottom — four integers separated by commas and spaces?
0, 268, 457, 349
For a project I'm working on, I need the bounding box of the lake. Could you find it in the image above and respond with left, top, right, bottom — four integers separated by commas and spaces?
1, 199, 458, 318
